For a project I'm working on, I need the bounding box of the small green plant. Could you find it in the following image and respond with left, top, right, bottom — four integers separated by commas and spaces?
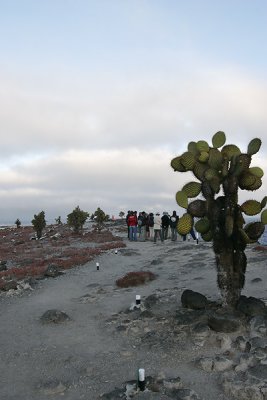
93, 207, 108, 229
67, 206, 89, 233
55, 216, 62, 225
171, 131, 267, 308
32, 211, 46, 239
119, 211, 125, 219
14, 218, 21, 228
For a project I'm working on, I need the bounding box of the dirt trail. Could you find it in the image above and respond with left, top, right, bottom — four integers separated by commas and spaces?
0, 232, 266, 400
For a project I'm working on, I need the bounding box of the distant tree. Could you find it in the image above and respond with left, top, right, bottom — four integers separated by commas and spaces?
119, 211, 125, 219
93, 207, 108, 230
32, 211, 46, 239
67, 206, 89, 233
14, 218, 21, 228
90, 213, 95, 220
55, 216, 62, 225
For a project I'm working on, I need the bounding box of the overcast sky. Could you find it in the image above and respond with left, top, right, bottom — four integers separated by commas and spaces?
1, 0, 267, 224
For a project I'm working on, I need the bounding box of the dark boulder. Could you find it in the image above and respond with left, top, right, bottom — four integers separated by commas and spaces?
181, 289, 208, 310
237, 295, 266, 317
208, 314, 241, 333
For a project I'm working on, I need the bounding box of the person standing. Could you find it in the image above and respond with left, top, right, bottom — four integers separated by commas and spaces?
170, 211, 179, 241
153, 212, 163, 243
126, 210, 131, 239
139, 211, 147, 242
147, 212, 154, 241
128, 211, 137, 241
161, 212, 170, 240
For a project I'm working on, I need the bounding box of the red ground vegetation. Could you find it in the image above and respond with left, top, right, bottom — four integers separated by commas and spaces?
116, 271, 157, 288
0, 224, 125, 289
253, 245, 267, 252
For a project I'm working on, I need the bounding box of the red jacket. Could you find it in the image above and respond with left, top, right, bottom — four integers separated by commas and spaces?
128, 215, 137, 227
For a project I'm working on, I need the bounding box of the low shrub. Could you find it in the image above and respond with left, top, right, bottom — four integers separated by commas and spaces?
116, 271, 157, 288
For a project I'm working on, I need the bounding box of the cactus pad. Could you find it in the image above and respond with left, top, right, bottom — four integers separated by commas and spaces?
177, 213, 193, 235
201, 230, 213, 241
180, 151, 195, 170
196, 140, 209, 153
241, 200, 262, 216
176, 190, 188, 209
249, 167, 264, 178
212, 131, 226, 148
244, 222, 265, 241
188, 141, 199, 155
181, 182, 202, 198
171, 156, 187, 172
222, 144, 241, 159
261, 209, 267, 224
195, 217, 210, 234
208, 148, 223, 170
247, 138, 262, 155
187, 199, 206, 217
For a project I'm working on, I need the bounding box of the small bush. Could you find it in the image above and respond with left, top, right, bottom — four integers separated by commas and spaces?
116, 271, 157, 288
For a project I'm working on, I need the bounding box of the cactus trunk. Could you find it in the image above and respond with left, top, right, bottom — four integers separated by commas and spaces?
215, 245, 243, 308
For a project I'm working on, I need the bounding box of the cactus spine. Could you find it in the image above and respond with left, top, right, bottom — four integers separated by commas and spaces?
171, 132, 267, 308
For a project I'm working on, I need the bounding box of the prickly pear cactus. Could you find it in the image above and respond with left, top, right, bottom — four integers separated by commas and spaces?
171, 131, 267, 308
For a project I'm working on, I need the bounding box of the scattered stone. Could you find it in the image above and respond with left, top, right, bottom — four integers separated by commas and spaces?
212, 355, 233, 372
181, 289, 208, 310
150, 259, 163, 265
100, 387, 125, 399
217, 334, 232, 351
40, 309, 71, 324
237, 296, 266, 317
191, 322, 210, 346
234, 336, 251, 352
44, 264, 62, 277
176, 309, 207, 326
162, 376, 183, 390
1, 279, 18, 291
166, 388, 201, 400
222, 375, 267, 400
249, 336, 267, 350
0, 260, 7, 271
251, 278, 263, 283
249, 315, 267, 337
208, 314, 241, 333
144, 294, 159, 309
140, 310, 154, 318
248, 364, 267, 380
37, 380, 67, 395
235, 354, 255, 372
196, 356, 214, 372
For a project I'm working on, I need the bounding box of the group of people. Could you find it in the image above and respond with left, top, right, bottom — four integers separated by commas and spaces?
126, 210, 197, 243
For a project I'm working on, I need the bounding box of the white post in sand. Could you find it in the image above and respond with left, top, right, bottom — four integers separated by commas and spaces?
135, 294, 141, 307
96, 262, 99, 270
196, 232, 199, 245
138, 368, 145, 391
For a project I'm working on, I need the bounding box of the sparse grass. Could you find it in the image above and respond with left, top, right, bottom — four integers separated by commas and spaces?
0, 224, 125, 289
116, 271, 157, 288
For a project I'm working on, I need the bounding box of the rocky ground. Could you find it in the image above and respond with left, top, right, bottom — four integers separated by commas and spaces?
0, 222, 267, 400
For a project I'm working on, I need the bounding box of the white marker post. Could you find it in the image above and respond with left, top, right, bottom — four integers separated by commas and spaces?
138, 368, 145, 391
135, 295, 141, 307
115, 250, 118, 254
96, 262, 99, 271
196, 232, 199, 245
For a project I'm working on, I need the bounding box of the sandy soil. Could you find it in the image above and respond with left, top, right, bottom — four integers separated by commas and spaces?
0, 225, 266, 400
